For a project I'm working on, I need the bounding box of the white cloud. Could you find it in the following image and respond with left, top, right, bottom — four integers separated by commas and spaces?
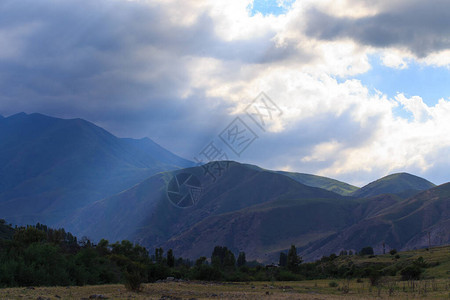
380, 50, 411, 69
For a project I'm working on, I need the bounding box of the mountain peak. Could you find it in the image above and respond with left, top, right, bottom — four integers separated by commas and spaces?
6, 112, 28, 119
352, 172, 435, 198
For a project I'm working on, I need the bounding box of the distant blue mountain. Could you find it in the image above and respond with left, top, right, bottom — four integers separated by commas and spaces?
0, 112, 193, 226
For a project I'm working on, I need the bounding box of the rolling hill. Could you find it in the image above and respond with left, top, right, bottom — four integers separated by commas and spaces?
351, 172, 435, 198
0, 113, 193, 226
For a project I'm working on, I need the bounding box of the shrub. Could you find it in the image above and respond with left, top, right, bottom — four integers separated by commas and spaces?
400, 265, 422, 281
124, 262, 147, 292
277, 270, 300, 281
329, 281, 338, 287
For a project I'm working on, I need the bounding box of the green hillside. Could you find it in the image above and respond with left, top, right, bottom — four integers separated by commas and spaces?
351, 172, 435, 198
330, 244, 450, 279
277, 171, 359, 195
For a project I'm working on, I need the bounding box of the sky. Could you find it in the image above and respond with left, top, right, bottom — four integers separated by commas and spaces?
0, 0, 450, 186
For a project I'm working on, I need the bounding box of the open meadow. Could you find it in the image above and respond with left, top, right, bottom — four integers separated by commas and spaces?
1, 278, 449, 300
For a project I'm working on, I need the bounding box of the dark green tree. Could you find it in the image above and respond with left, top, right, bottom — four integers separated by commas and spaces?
287, 245, 302, 272
195, 256, 207, 267
279, 252, 287, 267
211, 246, 235, 270
97, 239, 110, 256
13, 227, 46, 246
167, 249, 175, 268
155, 247, 164, 264
237, 252, 246, 267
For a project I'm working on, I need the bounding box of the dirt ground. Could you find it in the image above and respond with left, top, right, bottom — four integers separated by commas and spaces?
0, 279, 449, 299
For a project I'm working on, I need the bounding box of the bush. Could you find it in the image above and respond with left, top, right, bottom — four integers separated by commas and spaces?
389, 249, 397, 255
277, 270, 301, 281
400, 265, 422, 281
124, 262, 147, 292
190, 265, 223, 281
329, 281, 338, 287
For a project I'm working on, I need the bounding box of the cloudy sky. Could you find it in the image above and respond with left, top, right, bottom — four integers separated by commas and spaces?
1, 0, 450, 186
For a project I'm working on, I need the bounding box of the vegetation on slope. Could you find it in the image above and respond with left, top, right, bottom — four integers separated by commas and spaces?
277, 171, 359, 196
351, 173, 435, 198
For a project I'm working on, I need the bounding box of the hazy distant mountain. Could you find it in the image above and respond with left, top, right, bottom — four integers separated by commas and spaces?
0, 113, 193, 226
277, 171, 359, 195
351, 172, 435, 198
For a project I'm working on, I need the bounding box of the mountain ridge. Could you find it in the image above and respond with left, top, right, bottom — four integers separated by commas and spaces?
351, 172, 435, 198
0, 112, 193, 227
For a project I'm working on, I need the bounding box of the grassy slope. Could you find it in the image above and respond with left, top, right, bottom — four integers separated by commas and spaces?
352, 173, 435, 198
334, 245, 450, 279
277, 171, 359, 196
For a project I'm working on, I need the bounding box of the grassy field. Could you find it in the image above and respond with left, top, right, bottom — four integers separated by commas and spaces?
335, 245, 450, 279
0, 278, 449, 300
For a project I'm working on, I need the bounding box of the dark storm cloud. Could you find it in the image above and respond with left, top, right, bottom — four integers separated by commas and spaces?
0, 0, 300, 150
304, 0, 450, 57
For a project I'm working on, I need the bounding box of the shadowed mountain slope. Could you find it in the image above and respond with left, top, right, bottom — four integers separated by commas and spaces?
0, 113, 192, 226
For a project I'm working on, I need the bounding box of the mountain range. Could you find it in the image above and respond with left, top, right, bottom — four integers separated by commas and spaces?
0, 113, 192, 226
0, 113, 448, 262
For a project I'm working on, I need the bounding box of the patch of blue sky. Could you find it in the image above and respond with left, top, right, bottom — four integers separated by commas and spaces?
339, 54, 450, 120
352, 54, 450, 106
248, 0, 295, 16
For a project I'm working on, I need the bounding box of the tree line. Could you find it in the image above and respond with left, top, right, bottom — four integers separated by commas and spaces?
0, 221, 427, 291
